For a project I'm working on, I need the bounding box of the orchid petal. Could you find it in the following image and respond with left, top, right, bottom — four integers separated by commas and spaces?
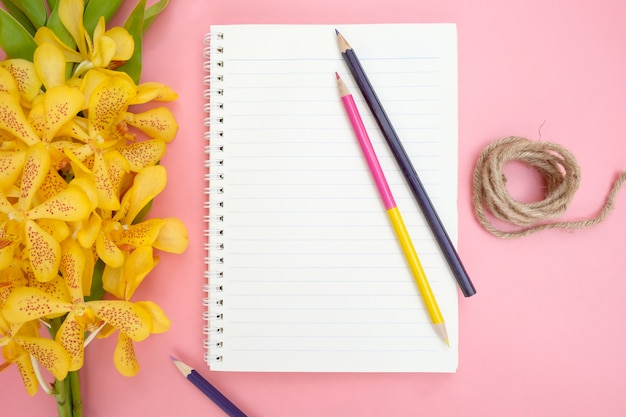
106, 27, 134, 61
0, 242, 17, 271
93, 150, 120, 210
56, 310, 84, 371
26, 184, 92, 222
130, 82, 178, 105
14, 335, 70, 380
25, 220, 61, 283
58, 0, 88, 57
103, 149, 130, 195
41, 85, 84, 142
0, 92, 40, 146
38, 168, 68, 201
119, 165, 166, 224
76, 212, 101, 248
122, 246, 157, 300
88, 75, 134, 137
0, 151, 26, 190
0, 66, 20, 101
26, 97, 45, 138
2, 287, 72, 323
113, 332, 139, 377
96, 231, 124, 268
92, 34, 116, 69
15, 353, 38, 396
102, 263, 124, 300
36, 218, 70, 242
34, 27, 83, 63
119, 219, 163, 247
0, 59, 42, 103
125, 107, 178, 142
33, 44, 66, 90
153, 217, 189, 254
60, 239, 86, 303
27, 275, 72, 307
18, 142, 50, 212
136, 301, 171, 334
117, 139, 166, 172
88, 300, 151, 342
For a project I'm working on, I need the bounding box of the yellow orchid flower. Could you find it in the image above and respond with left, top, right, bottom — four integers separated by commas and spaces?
2, 283, 153, 372
98, 165, 188, 297
57, 70, 176, 175
0, 143, 94, 282
0, 315, 71, 396
34, 0, 134, 78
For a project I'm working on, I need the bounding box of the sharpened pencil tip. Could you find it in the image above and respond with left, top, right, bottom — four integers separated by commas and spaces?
335, 28, 339, 35
335, 72, 340, 80
169, 355, 178, 362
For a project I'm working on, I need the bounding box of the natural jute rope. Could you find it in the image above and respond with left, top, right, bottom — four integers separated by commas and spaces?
472, 136, 626, 238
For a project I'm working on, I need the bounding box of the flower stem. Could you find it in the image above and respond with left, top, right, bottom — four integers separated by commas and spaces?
54, 376, 73, 417
70, 371, 83, 417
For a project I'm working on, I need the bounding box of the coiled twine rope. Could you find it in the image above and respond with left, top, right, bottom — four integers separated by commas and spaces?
472, 136, 626, 238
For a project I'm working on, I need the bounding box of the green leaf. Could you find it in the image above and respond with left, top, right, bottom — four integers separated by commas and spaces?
83, 0, 124, 36
0, 9, 38, 60
117, 0, 145, 84
45, 1, 75, 49
143, 0, 168, 33
1, 1, 37, 35
84, 258, 106, 302
4, 0, 48, 29
46, 0, 59, 12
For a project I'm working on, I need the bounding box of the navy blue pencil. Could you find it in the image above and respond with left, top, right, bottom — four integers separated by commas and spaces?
336, 29, 476, 297
171, 357, 248, 417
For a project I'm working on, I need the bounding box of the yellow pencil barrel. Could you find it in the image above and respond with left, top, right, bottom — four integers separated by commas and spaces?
386, 207, 445, 325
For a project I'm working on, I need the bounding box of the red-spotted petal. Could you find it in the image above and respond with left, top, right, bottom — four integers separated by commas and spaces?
55, 310, 84, 371
41, 85, 84, 142
116, 139, 166, 172
88, 76, 134, 137
2, 287, 72, 323
0, 92, 40, 146
15, 352, 38, 396
113, 332, 139, 377
17, 143, 50, 212
26, 184, 92, 222
60, 239, 86, 303
119, 219, 164, 248
0, 59, 42, 103
88, 300, 151, 342
0, 151, 26, 191
14, 335, 70, 380
95, 231, 124, 268
93, 150, 120, 210
25, 220, 62, 283
125, 107, 178, 142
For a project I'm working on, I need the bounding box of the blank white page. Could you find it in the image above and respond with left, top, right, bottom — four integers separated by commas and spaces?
204, 24, 459, 372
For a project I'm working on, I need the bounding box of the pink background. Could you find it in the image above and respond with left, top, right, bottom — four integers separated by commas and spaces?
3, 0, 626, 416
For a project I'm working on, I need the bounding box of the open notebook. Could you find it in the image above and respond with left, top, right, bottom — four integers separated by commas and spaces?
203, 24, 459, 372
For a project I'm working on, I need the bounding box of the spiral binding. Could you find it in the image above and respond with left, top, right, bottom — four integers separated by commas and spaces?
202, 30, 225, 366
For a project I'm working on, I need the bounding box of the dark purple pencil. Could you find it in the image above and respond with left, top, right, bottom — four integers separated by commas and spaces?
336, 29, 476, 297
171, 357, 248, 417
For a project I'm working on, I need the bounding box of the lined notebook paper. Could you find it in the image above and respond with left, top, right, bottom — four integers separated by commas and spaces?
203, 24, 459, 372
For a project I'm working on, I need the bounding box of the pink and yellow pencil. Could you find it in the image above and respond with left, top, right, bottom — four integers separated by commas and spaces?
336, 73, 449, 346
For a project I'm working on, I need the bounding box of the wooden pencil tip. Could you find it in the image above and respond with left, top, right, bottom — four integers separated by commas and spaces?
335, 72, 340, 80
335, 28, 340, 35
170, 355, 179, 362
